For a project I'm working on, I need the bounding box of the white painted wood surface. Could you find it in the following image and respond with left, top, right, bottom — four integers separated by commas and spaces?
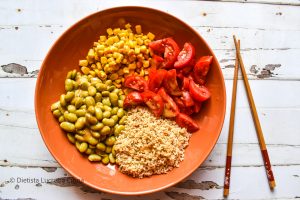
0, 0, 299, 199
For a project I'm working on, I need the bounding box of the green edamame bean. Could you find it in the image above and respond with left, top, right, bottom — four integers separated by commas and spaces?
66, 71, 73, 79
80, 81, 90, 90
87, 136, 98, 145
88, 154, 101, 162
52, 109, 62, 118
87, 106, 95, 115
112, 88, 120, 94
65, 91, 75, 102
111, 115, 118, 123
65, 79, 73, 91
76, 130, 85, 135
75, 141, 81, 149
96, 143, 106, 151
71, 69, 77, 79
119, 116, 127, 125
90, 123, 104, 131
88, 86, 97, 96
105, 146, 112, 154
119, 95, 126, 101
109, 93, 118, 107
111, 107, 118, 115
118, 100, 123, 108
85, 96, 95, 107
81, 91, 89, 98
108, 153, 115, 164
67, 133, 75, 144
85, 113, 98, 125
96, 83, 107, 92
91, 131, 100, 138
51, 101, 60, 111
103, 111, 111, 118
64, 113, 77, 123
85, 148, 94, 155
78, 142, 88, 153
103, 105, 112, 112
75, 109, 86, 117
117, 108, 125, 118
80, 105, 87, 110
100, 126, 111, 135
105, 136, 116, 146
60, 122, 75, 132
75, 117, 85, 130
95, 107, 103, 121
101, 91, 110, 97
75, 134, 85, 142
112, 145, 116, 156
74, 97, 83, 108
67, 105, 76, 113
94, 93, 102, 102
101, 155, 109, 164
89, 144, 96, 149
105, 80, 112, 86
114, 125, 125, 136
58, 116, 65, 123
60, 94, 67, 107
102, 118, 115, 127
58, 104, 66, 114
107, 85, 115, 92
73, 80, 79, 90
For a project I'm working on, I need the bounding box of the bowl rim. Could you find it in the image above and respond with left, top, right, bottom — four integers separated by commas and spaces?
35, 5, 226, 195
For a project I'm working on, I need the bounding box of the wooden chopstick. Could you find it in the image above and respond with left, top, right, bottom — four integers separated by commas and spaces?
233, 35, 276, 190
223, 40, 240, 197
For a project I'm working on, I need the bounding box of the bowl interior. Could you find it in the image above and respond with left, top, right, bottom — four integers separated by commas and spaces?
35, 6, 226, 195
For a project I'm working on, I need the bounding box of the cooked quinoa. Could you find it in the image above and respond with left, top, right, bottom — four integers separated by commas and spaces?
114, 107, 191, 178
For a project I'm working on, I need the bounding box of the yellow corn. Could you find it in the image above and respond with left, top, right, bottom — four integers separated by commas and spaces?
147, 32, 155, 40
135, 25, 142, 34
106, 28, 113, 35
81, 67, 90, 75
79, 60, 88, 67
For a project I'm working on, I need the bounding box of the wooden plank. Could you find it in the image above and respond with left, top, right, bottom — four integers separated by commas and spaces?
1, 26, 299, 79
0, 165, 299, 199
0, 0, 299, 31
202, 0, 300, 6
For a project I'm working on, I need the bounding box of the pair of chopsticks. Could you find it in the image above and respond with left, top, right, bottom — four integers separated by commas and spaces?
223, 36, 276, 197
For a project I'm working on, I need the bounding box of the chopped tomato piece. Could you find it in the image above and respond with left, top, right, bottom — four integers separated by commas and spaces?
182, 77, 190, 90
189, 80, 211, 102
174, 97, 185, 109
148, 69, 167, 92
176, 113, 199, 132
158, 88, 179, 118
151, 54, 164, 68
174, 43, 195, 68
180, 106, 194, 116
149, 38, 180, 69
193, 56, 213, 85
124, 75, 148, 92
182, 91, 195, 107
123, 91, 143, 108
163, 69, 182, 96
141, 90, 164, 117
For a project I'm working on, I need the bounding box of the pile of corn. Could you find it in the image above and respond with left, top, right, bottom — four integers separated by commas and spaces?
78, 23, 155, 89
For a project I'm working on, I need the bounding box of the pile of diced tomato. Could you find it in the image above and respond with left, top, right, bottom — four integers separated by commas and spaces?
123, 37, 213, 132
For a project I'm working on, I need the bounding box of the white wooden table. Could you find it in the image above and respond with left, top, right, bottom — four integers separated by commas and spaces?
1, 0, 300, 199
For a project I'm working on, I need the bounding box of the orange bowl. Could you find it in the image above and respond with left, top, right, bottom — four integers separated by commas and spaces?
35, 6, 226, 195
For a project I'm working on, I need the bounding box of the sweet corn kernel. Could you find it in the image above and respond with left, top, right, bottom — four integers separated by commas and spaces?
89, 70, 96, 77
117, 69, 124, 76
109, 73, 118, 80
106, 28, 113, 35
128, 63, 136, 70
91, 64, 96, 69
125, 23, 131, 29
87, 49, 95, 59
115, 79, 122, 84
106, 37, 114, 45
113, 28, 121, 35
98, 70, 107, 80
113, 82, 122, 88
135, 25, 142, 34
101, 57, 108, 65
99, 35, 107, 42
136, 38, 143, 45
134, 47, 140, 54
81, 67, 90, 75
123, 67, 129, 74
147, 32, 155, 40
139, 68, 145, 76
79, 60, 88, 67
96, 62, 102, 70
143, 60, 150, 68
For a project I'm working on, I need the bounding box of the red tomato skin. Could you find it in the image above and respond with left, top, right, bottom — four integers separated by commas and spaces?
182, 91, 195, 107
162, 38, 180, 68
123, 91, 144, 108
151, 54, 164, 68
148, 69, 167, 92
158, 88, 179, 118
182, 77, 190, 90
163, 69, 182, 96
189, 80, 211, 102
148, 39, 165, 53
175, 113, 199, 132
124, 75, 149, 92
193, 101, 202, 113
174, 43, 195, 68
141, 91, 164, 117
193, 56, 213, 85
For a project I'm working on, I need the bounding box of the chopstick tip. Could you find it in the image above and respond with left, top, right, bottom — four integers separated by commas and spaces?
223, 189, 229, 197
269, 180, 276, 189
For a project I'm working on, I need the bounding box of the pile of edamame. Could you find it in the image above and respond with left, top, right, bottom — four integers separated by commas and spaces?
51, 69, 127, 164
